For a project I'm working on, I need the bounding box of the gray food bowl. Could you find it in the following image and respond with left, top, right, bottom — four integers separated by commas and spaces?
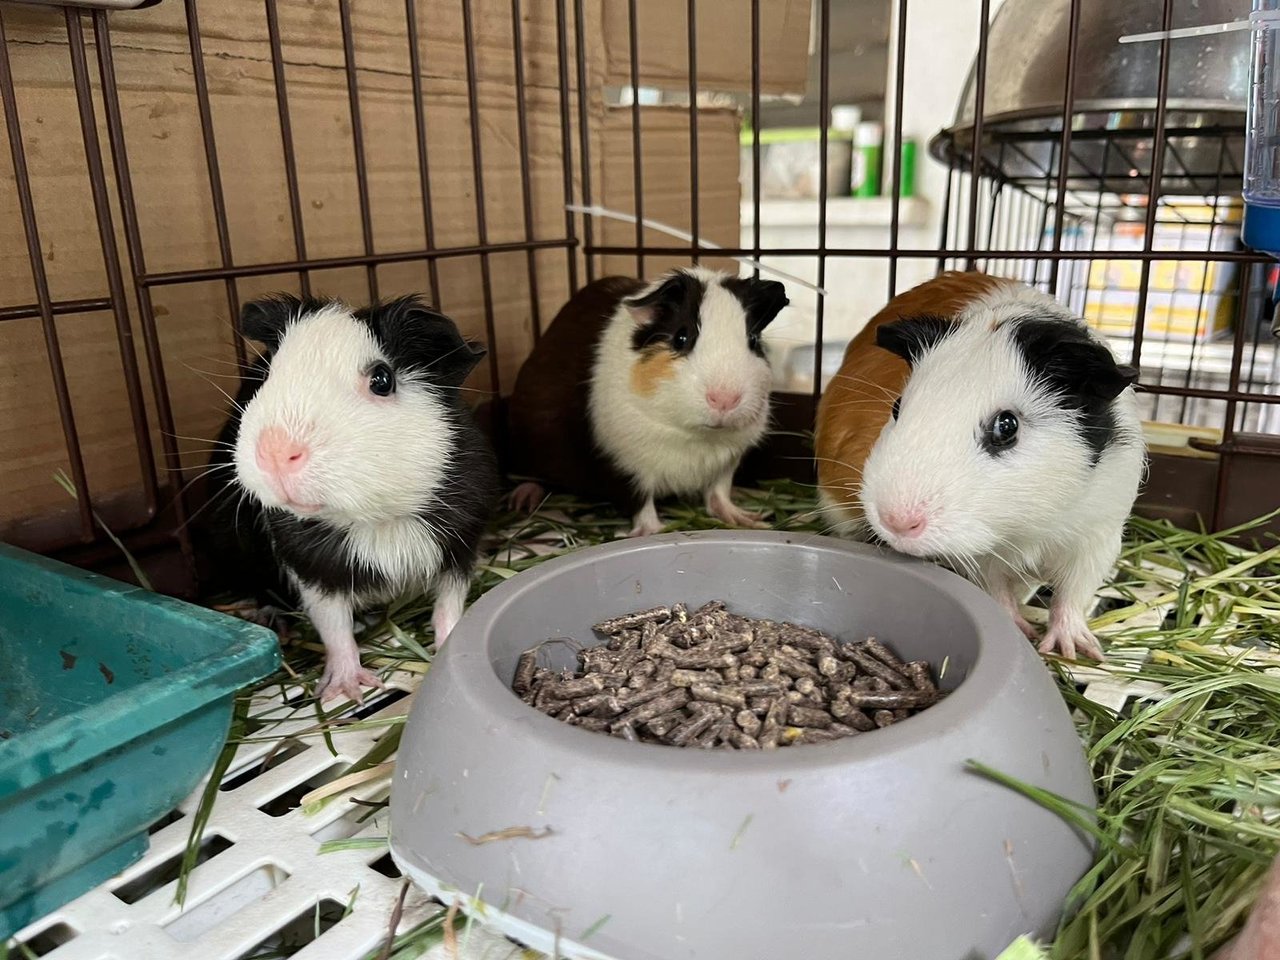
389, 532, 1095, 960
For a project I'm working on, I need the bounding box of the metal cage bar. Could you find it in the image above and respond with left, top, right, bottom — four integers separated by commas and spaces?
64, 8, 158, 515
0, 0, 1277, 574
183, 0, 246, 364
405, 0, 443, 308
0, 6, 94, 541
264, 0, 313, 299
459, 0, 502, 392
337, 0, 379, 301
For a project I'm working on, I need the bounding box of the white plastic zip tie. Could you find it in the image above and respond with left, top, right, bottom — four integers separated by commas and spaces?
565, 203, 830, 296
1119, 10, 1280, 44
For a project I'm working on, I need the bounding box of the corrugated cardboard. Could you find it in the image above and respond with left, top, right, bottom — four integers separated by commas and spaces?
3, 0, 603, 95
599, 0, 812, 97
593, 103, 742, 278
0, 1, 746, 551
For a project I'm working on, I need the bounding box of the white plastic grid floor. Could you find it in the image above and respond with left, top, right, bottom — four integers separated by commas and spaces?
8, 536, 1252, 960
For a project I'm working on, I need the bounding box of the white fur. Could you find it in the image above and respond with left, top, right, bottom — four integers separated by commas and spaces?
588, 268, 772, 532
859, 286, 1146, 658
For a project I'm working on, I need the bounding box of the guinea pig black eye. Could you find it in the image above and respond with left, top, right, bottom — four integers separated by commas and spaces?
368, 362, 396, 397
986, 410, 1020, 449
671, 327, 689, 351
747, 331, 761, 352
891, 397, 901, 421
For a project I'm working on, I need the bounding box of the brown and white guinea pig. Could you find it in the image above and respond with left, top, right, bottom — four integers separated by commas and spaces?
815, 271, 1145, 661
506, 267, 789, 536
199, 294, 498, 703
1213, 849, 1280, 960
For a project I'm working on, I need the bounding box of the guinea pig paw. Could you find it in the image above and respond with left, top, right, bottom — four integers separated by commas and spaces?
317, 664, 385, 705
1009, 611, 1041, 642
707, 498, 769, 530
508, 481, 547, 514
1037, 626, 1106, 662
626, 516, 666, 538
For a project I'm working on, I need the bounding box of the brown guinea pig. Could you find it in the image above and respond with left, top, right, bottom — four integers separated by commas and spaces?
815, 270, 1144, 662
814, 269, 1014, 534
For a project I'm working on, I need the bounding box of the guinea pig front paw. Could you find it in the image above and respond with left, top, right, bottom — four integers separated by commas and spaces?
626, 516, 666, 538
508, 481, 547, 514
1037, 624, 1105, 662
316, 662, 386, 704
706, 493, 769, 530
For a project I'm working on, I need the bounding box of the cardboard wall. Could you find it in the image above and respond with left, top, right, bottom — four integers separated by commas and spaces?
594, 104, 742, 279
599, 0, 812, 97
0, 0, 807, 551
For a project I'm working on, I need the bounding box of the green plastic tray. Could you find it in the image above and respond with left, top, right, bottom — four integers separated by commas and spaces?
0, 543, 280, 938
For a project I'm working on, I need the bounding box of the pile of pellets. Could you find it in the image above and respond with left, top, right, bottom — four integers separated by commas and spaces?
513, 601, 944, 749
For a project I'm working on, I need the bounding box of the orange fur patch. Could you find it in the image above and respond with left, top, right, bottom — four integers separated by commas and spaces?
814, 271, 1017, 525
630, 347, 678, 396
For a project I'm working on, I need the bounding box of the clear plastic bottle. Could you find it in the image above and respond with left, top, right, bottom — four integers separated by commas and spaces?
1244, 0, 1280, 252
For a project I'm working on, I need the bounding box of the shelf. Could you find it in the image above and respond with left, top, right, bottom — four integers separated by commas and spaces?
740, 196, 930, 229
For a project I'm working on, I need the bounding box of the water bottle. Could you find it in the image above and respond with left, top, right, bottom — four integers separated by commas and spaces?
1244, 0, 1280, 254
1242, 1, 1280, 333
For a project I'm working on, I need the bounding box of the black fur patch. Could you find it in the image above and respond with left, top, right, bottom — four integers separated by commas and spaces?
358, 295, 486, 387
721, 277, 790, 355
875, 313, 958, 365
239, 294, 336, 350
1009, 315, 1139, 462
627, 271, 705, 355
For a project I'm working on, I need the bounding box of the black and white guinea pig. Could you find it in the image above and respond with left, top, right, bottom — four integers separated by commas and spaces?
506, 267, 789, 536
816, 272, 1145, 661
200, 294, 498, 703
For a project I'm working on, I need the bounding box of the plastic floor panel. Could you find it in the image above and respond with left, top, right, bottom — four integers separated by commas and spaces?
10, 537, 1257, 960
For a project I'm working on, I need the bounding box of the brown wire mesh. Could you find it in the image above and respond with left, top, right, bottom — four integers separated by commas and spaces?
0, 0, 1275, 586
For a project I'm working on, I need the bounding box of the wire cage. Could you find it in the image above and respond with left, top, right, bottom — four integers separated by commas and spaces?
0, 0, 1276, 597
3, 1, 1280, 958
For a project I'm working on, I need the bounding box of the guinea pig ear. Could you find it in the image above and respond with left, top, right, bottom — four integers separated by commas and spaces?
723, 277, 790, 333
875, 314, 956, 366
624, 271, 700, 326
374, 296, 485, 388
239, 294, 301, 349
1014, 319, 1138, 403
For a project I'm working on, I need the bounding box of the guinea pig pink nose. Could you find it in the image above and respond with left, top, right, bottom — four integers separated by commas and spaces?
881, 507, 928, 539
706, 387, 743, 414
255, 426, 310, 477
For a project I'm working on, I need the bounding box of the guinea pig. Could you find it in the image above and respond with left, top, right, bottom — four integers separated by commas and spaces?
506, 267, 790, 536
816, 271, 1145, 661
1213, 849, 1280, 960
199, 294, 498, 703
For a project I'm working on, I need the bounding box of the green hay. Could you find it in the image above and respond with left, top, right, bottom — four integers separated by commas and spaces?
193, 486, 1280, 959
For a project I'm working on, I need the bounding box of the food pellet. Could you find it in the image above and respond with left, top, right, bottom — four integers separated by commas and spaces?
513, 602, 946, 749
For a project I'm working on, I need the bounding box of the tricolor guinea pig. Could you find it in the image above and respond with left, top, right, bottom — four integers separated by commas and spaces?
506, 267, 789, 536
816, 271, 1145, 661
200, 294, 498, 703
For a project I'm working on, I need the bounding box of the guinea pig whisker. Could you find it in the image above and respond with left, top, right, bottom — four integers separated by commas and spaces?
183, 362, 257, 383
811, 454, 865, 478
164, 431, 236, 449
238, 334, 269, 364
189, 369, 249, 415
822, 397, 895, 410
826, 374, 900, 401
988, 541, 1039, 584
172, 476, 243, 533
194, 353, 262, 373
